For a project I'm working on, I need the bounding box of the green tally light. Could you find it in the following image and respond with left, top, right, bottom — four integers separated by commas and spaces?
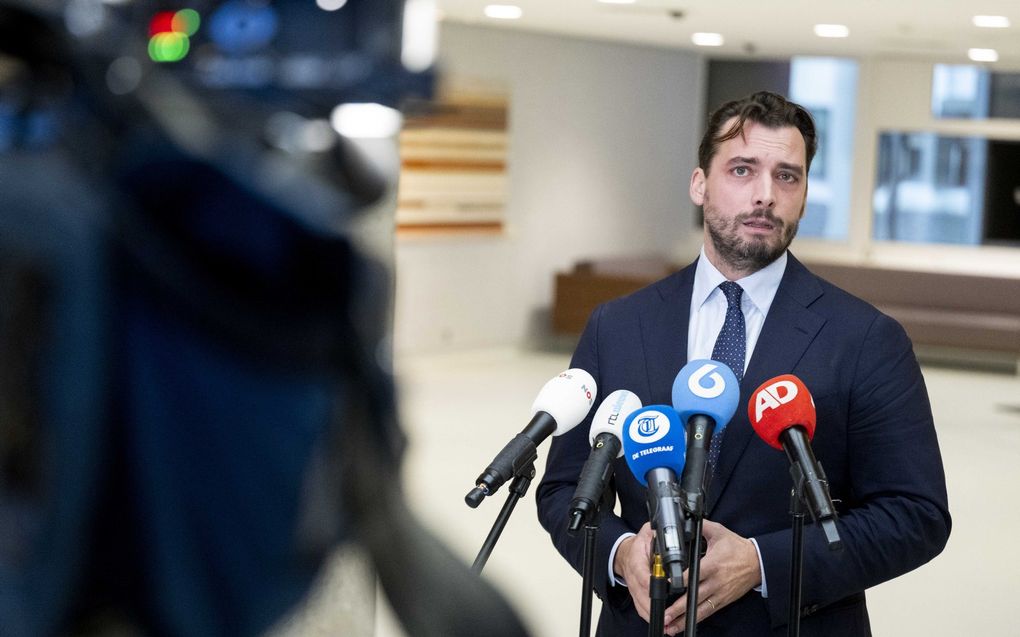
149, 32, 190, 63
172, 8, 201, 36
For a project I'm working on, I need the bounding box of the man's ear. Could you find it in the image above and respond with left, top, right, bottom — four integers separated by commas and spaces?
690, 168, 706, 206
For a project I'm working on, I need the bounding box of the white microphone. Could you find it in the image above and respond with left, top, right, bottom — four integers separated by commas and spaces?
567, 390, 642, 532
465, 369, 596, 507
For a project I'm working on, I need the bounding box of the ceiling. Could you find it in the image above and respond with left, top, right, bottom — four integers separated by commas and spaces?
436, 0, 1020, 66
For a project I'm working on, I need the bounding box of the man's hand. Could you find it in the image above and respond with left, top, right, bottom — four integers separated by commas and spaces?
662, 520, 762, 634
613, 522, 655, 623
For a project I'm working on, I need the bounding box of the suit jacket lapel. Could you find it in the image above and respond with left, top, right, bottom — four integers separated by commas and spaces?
707, 254, 827, 514
640, 260, 696, 404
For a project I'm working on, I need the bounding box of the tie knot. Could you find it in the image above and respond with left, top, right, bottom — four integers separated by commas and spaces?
719, 281, 743, 308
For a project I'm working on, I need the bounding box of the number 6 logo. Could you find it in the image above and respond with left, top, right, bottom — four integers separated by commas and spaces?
688, 363, 725, 399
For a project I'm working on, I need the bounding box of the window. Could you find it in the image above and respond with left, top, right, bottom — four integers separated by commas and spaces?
932, 65, 1020, 120
872, 131, 1020, 246
789, 57, 858, 241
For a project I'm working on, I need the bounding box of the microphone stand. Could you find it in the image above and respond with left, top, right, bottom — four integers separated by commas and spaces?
680, 418, 713, 637
648, 553, 668, 637
787, 458, 842, 636
788, 487, 806, 637
568, 469, 615, 637
683, 515, 705, 637
578, 522, 598, 637
471, 462, 536, 574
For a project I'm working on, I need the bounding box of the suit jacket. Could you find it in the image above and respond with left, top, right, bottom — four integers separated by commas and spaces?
536, 253, 951, 636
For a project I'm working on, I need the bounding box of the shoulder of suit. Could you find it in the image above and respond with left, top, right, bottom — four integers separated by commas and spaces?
798, 262, 886, 320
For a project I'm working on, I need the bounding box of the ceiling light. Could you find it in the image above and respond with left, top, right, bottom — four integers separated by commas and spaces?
484, 4, 522, 19
973, 15, 1010, 28
814, 24, 849, 38
691, 32, 724, 47
968, 48, 999, 62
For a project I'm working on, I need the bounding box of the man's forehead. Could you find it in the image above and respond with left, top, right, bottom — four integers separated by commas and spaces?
717, 118, 806, 164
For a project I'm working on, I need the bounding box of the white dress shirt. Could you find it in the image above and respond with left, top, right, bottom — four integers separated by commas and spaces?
688, 248, 788, 371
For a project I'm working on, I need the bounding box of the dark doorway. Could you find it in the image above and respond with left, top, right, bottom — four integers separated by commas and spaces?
982, 140, 1020, 245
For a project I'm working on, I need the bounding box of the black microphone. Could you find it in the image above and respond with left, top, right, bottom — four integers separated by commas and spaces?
749, 374, 841, 549
670, 360, 740, 519
567, 389, 643, 533
465, 369, 596, 508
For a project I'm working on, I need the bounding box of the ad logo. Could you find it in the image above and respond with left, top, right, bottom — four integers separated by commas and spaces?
629, 411, 669, 444
753, 379, 798, 422
688, 363, 726, 399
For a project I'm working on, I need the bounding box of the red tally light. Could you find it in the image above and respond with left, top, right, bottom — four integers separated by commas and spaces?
149, 11, 177, 36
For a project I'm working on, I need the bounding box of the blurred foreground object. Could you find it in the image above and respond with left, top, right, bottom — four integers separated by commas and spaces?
0, 2, 529, 636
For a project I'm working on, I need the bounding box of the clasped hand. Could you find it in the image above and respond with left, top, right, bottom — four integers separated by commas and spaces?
613, 520, 761, 636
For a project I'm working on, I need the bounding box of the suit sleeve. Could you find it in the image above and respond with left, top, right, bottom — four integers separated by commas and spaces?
753, 312, 952, 627
535, 305, 637, 608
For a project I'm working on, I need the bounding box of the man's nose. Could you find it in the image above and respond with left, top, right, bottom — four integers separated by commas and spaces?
752, 174, 776, 210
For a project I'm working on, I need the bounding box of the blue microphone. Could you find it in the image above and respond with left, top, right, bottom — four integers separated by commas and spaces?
623, 405, 688, 593
671, 360, 740, 518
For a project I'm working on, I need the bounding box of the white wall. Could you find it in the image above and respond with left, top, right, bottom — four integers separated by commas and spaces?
394, 24, 703, 354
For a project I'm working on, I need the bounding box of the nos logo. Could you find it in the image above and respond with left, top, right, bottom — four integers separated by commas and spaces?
629, 411, 669, 444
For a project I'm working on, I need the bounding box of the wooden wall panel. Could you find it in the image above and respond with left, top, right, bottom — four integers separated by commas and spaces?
397, 96, 509, 235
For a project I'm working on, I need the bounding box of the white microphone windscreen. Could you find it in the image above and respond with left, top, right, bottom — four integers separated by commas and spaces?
531, 368, 597, 436
588, 389, 642, 457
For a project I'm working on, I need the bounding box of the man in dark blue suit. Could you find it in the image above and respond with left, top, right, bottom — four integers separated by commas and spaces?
536, 91, 951, 636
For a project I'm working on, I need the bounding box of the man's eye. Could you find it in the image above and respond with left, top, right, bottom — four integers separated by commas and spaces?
733, 166, 749, 176
778, 172, 798, 183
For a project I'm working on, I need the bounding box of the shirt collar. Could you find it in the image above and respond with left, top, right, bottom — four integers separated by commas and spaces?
693, 248, 788, 315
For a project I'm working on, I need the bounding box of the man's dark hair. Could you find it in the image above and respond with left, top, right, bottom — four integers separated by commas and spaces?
698, 91, 817, 174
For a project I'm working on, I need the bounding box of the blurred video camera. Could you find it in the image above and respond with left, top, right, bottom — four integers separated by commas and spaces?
1, 4, 530, 637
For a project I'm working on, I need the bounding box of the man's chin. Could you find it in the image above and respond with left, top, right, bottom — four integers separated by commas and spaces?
707, 222, 794, 272
733, 239, 785, 268
738, 237, 778, 256
738, 227, 781, 244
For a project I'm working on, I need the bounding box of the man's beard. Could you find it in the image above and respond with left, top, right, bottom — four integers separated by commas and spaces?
703, 199, 800, 274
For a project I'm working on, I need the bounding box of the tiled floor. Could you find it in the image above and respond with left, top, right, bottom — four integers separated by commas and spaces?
373, 347, 1020, 636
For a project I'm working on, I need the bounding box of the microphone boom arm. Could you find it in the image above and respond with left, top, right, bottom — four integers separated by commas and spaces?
782, 428, 842, 550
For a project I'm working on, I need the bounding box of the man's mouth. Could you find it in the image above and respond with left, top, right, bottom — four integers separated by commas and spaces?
743, 216, 777, 231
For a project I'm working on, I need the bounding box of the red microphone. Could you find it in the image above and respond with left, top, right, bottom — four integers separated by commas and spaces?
749, 375, 841, 549
749, 375, 816, 448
